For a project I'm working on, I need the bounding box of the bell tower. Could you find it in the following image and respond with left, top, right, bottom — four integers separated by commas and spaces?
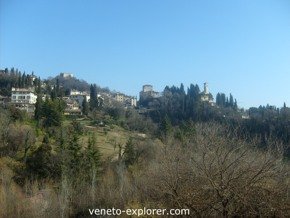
204, 82, 209, 94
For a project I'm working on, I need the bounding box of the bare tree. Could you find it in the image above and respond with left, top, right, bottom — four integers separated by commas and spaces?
143, 123, 290, 217
7, 124, 35, 159
0, 109, 11, 156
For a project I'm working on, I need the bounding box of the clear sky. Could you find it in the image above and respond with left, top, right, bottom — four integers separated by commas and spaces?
1, 0, 290, 108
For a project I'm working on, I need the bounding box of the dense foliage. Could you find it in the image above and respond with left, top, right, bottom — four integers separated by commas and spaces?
0, 68, 41, 96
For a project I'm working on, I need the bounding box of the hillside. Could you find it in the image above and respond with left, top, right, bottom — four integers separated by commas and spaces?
1, 68, 290, 217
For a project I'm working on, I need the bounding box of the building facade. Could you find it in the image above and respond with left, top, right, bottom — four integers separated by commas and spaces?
114, 92, 137, 107
69, 90, 90, 106
11, 87, 37, 113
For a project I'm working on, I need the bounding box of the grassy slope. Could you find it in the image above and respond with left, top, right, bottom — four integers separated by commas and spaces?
74, 118, 149, 159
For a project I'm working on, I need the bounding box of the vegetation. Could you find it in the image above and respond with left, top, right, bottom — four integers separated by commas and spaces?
1, 70, 290, 217
0, 68, 40, 96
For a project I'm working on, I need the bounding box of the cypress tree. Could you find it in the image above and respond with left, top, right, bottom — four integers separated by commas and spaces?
35, 94, 43, 121
42, 99, 62, 127
56, 78, 62, 97
85, 133, 101, 201
82, 96, 89, 115
90, 84, 98, 109
216, 93, 221, 106
229, 94, 234, 107
21, 72, 26, 87
234, 99, 238, 110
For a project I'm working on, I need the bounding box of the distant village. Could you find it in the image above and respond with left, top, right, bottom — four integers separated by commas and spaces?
0, 71, 253, 119
2, 72, 217, 113
0, 72, 137, 115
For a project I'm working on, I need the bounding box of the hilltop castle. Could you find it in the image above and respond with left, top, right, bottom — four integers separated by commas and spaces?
139, 85, 161, 102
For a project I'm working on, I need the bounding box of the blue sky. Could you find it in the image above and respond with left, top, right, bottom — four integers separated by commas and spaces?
1, 0, 290, 108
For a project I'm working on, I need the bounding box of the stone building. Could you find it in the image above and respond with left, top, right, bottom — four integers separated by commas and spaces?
139, 84, 161, 103
60, 73, 74, 78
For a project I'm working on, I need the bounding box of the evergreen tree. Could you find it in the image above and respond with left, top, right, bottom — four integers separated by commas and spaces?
220, 93, 226, 107
21, 72, 26, 88
86, 134, 101, 169
85, 133, 101, 201
123, 137, 136, 167
11, 67, 15, 75
68, 133, 81, 159
56, 78, 60, 94
34, 94, 43, 121
65, 126, 83, 180
229, 93, 234, 107
160, 115, 173, 138
42, 99, 63, 127
234, 99, 238, 110
50, 85, 57, 100
180, 83, 185, 95
82, 96, 89, 116
90, 84, 98, 109
26, 135, 56, 180
35, 77, 42, 94
17, 73, 22, 87
216, 93, 221, 106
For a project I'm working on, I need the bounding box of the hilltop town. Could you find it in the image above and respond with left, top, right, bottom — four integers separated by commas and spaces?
0, 69, 246, 119
1, 68, 290, 217
0, 70, 138, 115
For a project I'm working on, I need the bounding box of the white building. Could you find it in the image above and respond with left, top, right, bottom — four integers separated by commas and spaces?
114, 92, 137, 107
11, 87, 37, 113
131, 97, 137, 107
115, 92, 125, 102
70, 90, 82, 95
69, 90, 90, 106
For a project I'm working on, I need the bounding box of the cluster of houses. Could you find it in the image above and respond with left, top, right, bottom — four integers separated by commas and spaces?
1, 69, 221, 117
63, 90, 91, 115
8, 87, 138, 115
6, 88, 93, 116
6, 79, 218, 113
114, 92, 137, 108
6, 72, 137, 115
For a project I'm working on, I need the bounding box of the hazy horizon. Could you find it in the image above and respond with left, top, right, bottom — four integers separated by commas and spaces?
1, 0, 290, 108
